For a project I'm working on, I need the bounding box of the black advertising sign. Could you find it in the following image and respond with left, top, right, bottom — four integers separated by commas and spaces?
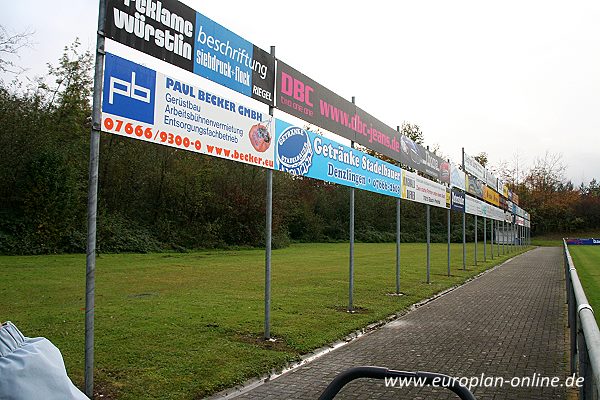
276, 60, 447, 182
276, 60, 358, 143
398, 134, 449, 184
104, 0, 276, 106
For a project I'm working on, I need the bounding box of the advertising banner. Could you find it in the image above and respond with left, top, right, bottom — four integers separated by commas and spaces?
483, 186, 500, 207
398, 133, 449, 184
516, 216, 525, 226
450, 188, 465, 212
450, 163, 466, 191
465, 194, 483, 217
274, 120, 402, 197
485, 169, 497, 189
499, 195, 507, 211
401, 170, 448, 208
566, 238, 600, 245
101, 52, 274, 169
512, 192, 520, 205
497, 178, 506, 194
489, 205, 505, 221
481, 201, 490, 218
466, 173, 485, 199
104, 0, 276, 106
275, 61, 448, 182
463, 152, 485, 181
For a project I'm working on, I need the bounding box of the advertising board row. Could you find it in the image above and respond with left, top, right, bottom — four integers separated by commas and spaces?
104, 0, 449, 183
455, 162, 527, 216
101, 48, 451, 206
465, 194, 512, 222
101, 0, 530, 222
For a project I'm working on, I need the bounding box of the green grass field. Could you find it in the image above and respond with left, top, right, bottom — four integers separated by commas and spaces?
568, 245, 600, 325
0, 242, 529, 399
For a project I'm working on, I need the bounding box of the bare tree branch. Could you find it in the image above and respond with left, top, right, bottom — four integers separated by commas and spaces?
0, 25, 35, 74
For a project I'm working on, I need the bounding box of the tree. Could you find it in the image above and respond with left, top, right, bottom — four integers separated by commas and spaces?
525, 151, 565, 193
0, 25, 33, 75
474, 152, 488, 168
400, 121, 424, 144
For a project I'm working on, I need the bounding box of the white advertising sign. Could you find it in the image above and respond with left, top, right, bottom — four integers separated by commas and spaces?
465, 194, 483, 217
464, 152, 485, 181
101, 50, 275, 170
402, 170, 449, 209
450, 163, 466, 191
485, 169, 497, 188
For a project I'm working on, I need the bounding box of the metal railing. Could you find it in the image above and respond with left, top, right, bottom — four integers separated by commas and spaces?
564, 239, 600, 399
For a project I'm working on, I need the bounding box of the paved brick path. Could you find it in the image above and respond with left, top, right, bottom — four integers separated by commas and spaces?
233, 247, 567, 400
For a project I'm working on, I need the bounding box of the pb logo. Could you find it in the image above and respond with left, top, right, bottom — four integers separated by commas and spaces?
109, 72, 151, 105
102, 53, 156, 125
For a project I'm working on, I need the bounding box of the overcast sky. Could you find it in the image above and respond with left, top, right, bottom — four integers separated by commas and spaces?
2, 0, 599, 186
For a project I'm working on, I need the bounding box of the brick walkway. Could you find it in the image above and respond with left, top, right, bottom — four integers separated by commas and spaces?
232, 247, 567, 400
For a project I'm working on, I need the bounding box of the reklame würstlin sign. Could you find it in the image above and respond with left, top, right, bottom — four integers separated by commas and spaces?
104, 0, 276, 106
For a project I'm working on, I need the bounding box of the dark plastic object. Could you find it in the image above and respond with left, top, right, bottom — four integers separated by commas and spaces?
319, 366, 477, 400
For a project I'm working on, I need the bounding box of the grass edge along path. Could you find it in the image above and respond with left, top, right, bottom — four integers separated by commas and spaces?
568, 245, 600, 326
0, 242, 531, 399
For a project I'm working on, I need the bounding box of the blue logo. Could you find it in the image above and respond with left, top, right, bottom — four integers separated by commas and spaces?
102, 53, 156, 124
277, 126, 313, 175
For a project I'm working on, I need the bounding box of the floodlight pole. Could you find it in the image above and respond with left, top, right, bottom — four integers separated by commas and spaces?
264, 46, 275, 340
85, 0, 106, 396
348, 96, 356, 312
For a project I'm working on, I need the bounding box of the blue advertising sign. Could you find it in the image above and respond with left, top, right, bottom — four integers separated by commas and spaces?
275, 119, 402, 198
193, 12, 275, 105
566, 238, 600, 245
451, 188, 465, 212
103, 53, 156, 125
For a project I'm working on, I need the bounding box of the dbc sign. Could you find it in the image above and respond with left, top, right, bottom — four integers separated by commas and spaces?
280, 72, 313, 107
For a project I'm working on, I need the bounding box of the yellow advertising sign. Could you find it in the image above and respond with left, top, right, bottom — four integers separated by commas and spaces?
484, 186, 500, 207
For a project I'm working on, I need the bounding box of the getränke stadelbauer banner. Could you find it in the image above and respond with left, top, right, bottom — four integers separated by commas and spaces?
104, 0, 275, 106
101, 51, 274, 169
274, 120, 402, 198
